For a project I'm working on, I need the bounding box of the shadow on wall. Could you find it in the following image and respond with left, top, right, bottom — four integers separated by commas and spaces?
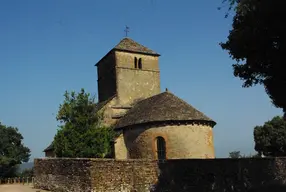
151, 158, 286, 192
123, 126, 146, 159
247, 184, 286, 192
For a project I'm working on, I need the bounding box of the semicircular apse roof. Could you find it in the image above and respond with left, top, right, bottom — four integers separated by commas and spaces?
114, 91, 216, 129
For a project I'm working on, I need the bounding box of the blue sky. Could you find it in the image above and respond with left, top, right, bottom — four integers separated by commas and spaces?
0, 0, 282, 161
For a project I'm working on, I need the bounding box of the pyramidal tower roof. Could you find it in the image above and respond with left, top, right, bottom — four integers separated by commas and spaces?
113, 38, 160, 56
95, 38, 160, 66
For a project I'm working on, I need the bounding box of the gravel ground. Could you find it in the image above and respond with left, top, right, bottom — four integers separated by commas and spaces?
0, 184, 49, 192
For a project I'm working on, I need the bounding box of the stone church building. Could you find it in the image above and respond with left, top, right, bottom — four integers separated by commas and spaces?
44, 38, 216, 159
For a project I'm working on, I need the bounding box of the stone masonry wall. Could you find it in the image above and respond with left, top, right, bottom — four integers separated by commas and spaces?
114, 132, 128, 159
90, 159, 158, 192
115, 51, 161, 106
154, 158, 286, 192
97, 51, 117, 103
122, 123, 215, 159
34, 158, 286, 192
34, 158, 93, 191
34, 158, 158, 192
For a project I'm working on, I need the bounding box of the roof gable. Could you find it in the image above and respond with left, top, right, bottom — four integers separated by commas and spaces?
114, 91, 216, 129
43, 142, 54, 152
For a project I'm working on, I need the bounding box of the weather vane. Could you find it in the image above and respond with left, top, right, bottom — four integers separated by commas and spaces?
124, 26, 130, 37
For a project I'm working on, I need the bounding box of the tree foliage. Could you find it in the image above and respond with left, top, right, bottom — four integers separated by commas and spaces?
254, 116, 286, 157
219, 0, 238, 17
53, 88, 115, 158
229, 150, 242, 158
0, 123, 30, 178
229, 150, 261, 158
19, 168, 34, 178
221, 0, 286, 116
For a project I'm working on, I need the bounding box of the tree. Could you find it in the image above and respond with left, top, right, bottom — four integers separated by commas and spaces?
229, 150, 242, 158
219, 0, 238, 17
53, 88, 115, 158
221, 0, 286, 117
19, 168, 34, 178
229, 150, 261, 158
241, 153, 261, 158
254, 116, 286, 157
0, 123, 30, 179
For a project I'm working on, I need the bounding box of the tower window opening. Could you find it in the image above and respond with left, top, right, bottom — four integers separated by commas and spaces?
134, 57, 138, 68
156, 136, 166, 160
138, 58, 142, 69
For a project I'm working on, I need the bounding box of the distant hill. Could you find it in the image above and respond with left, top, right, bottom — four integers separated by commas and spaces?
18, 162, 34, 173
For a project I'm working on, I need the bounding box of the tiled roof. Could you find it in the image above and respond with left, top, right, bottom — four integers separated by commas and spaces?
114, 91, 216, 129
114, 38, 160, 56
43, 142, 54, 152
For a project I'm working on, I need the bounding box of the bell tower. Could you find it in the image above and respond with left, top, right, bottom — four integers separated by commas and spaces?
95, 38, 161, 107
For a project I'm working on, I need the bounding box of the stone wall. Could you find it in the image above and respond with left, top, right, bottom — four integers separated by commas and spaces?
97, 51, 117, 103
115, 51, 161, 106
34, 158, 93, 191
34, 158, 158, 192
154, 158, 286, 192
114, 132, 128, 159
34, 158, 286, 192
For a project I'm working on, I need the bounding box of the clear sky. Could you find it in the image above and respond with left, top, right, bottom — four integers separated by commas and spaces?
0, 0, 282, 161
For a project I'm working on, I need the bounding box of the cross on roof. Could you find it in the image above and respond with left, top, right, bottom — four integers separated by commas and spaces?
124, 26, 130, 37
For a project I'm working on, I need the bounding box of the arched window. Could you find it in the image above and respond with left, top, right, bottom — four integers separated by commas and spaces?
138, 58, 142, 69
134, 57, 138, 68
156, 136, 166, 160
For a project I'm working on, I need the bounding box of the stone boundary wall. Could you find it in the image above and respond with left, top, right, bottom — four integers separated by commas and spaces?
34, 158, 158, 192
34, 158, 286, 192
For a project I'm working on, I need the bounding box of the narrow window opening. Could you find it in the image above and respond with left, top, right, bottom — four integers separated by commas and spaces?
156, 136, 166, 160
138, 58, 142, 69
134, 57, 138, 68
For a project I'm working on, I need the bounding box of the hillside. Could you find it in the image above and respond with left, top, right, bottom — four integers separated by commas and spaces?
18, 162, 34, 173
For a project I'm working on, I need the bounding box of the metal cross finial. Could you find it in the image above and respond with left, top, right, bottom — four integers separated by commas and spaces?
124, 26, 130, 37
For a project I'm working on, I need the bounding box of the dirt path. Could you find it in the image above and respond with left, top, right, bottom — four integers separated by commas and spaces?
0, 184, 49, 192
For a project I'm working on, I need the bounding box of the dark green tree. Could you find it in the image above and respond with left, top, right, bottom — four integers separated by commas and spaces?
221, 0, 286, 117
254, 116, 286, 157
229, 150, 261, 158
229, 150, 241, 158
0, 123, 30, 179
19, 168, 34, 178
219, 0, 238, 17
241, 153, 261, 158
53, 88, 115, 158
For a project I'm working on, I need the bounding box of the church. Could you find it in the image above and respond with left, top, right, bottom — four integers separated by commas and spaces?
44, 37, 216, 159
